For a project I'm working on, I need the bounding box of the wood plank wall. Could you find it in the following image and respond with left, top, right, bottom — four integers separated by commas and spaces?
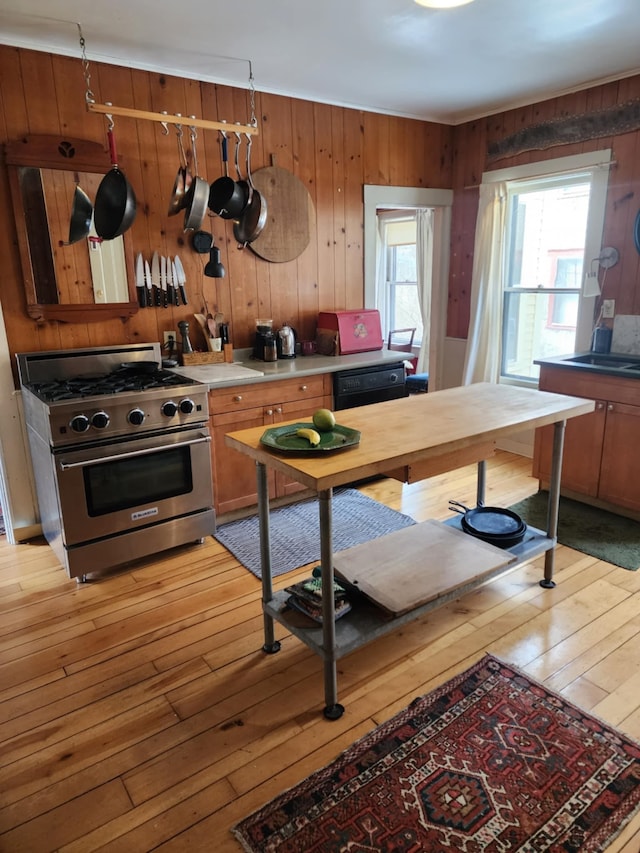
3, 44, 639, 375
0, 45, 453, 383
448, 75, 640, 339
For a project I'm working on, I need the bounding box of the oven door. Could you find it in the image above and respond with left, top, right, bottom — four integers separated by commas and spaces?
53, 425, 213, 546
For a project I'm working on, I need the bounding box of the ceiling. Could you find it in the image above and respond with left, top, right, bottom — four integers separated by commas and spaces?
1, 0, 640, 124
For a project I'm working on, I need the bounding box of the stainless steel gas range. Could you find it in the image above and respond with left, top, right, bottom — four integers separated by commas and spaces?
17, 342, 215, 582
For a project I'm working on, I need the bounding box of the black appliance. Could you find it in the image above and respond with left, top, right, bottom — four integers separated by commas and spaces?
333, 362, 408, 410
253, 330, 277, 361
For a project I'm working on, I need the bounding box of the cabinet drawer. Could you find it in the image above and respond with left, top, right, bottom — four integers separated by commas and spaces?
539, 366, 640, 406
209, 374, 330, 412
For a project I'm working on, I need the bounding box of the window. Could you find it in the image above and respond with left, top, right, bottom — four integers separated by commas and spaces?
384, 216, 423, 343
364, 184, 453, 392
501, 173, 593, 381
469, 150, 611, 386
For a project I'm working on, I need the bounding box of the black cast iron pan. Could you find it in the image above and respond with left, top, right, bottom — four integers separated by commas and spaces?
448, 500, 526, 548
94, 127, 137, 240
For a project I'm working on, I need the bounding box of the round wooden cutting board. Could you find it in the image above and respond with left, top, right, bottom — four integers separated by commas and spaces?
249, 166, 315, 263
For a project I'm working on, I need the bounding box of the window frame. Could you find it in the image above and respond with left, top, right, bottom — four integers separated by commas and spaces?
382, 213, 421, 344
481, 150, 612, 387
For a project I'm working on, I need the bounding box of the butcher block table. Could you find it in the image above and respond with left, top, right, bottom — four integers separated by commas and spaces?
225, 382, 594, 718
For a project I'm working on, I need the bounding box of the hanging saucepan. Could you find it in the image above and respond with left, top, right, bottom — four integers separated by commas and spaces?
234, 132, 267, 249
167, 121, 192, 216
94, 123, 137, 240
66, 172, 93, 245
208, 130, 248, 219
183, 125, 209, 232
448, 500, 527, 549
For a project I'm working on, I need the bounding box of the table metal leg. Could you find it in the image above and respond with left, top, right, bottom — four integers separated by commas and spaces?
476, 460, 487, 506
319, 487, 344, 720
257, 461, 280, 654
540, 419, 566, 589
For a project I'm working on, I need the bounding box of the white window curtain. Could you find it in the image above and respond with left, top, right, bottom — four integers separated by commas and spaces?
416, 208, 433, 373
462, 181, 507, 385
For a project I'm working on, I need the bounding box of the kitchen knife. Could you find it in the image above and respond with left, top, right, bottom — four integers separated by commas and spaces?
174, 255, 188, 305
166, 257, 176, 307
151, 252, 162, 307
160, 255, 168, 307
144, 259, 153, 307
135, 253, 147, 308
171, 260, 180, 306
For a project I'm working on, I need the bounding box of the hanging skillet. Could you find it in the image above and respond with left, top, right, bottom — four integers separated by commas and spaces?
208, 129, 248, 219
94, 121, 137, 240
183, 124, 209, 232
234, 132, 267, 248
167, 121, 192, 216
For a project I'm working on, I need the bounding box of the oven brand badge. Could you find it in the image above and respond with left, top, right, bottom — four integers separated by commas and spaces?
132, 507, 159, 521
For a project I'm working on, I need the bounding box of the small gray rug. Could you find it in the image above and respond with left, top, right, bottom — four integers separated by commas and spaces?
214, 488, 416, 579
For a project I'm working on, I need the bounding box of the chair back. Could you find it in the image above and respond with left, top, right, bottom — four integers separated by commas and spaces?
387, 328, 415, 352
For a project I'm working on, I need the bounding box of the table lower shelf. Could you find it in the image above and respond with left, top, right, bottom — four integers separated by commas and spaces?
264, 522, 554, 661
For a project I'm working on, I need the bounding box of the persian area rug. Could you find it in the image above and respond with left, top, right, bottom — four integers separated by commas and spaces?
233, 654, 640, 853
509, 491, 640, 571
214, 488, 415, 579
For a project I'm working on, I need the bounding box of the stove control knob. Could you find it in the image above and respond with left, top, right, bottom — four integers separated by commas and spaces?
179, 398, 195, 415
128, 408, 145, 426
70, 414, 90, 433
91, 411, 110, 429
161, 401, 178, 418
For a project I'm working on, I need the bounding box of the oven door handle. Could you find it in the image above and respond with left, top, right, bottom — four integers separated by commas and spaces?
59, 435, 211, 470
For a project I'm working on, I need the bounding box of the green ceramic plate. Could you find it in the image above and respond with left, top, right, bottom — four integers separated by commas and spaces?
260, 422, 361, 453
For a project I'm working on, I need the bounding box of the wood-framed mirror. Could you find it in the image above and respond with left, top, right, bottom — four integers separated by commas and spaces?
5, 134, 138, 322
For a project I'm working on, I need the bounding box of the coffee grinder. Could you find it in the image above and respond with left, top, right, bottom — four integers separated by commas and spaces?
253, 318, 276, 360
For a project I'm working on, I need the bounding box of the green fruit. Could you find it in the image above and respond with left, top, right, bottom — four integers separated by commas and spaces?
296, 427, 321, 446
312, 408, 336, 432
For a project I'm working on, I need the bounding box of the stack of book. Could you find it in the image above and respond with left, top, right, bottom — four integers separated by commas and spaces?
285, 574, 351, 623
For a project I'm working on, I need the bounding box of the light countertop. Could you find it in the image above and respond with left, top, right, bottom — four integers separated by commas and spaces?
171, 348, 407, 390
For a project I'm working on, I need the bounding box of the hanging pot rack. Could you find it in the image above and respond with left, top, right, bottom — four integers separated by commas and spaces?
84, 102, 258, 136
78, 23, 259, 137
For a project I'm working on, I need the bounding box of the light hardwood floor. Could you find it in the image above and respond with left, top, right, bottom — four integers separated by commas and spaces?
1, 451, 639, 852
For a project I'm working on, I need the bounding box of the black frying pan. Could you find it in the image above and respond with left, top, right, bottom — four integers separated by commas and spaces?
94, 128, 137, 240
449, 500, 526, 548
209, 134, 248, 219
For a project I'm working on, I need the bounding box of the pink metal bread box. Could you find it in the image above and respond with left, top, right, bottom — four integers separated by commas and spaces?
317, 309, 383, 354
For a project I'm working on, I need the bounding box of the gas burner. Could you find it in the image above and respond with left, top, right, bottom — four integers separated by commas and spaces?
27, 367, 196, 403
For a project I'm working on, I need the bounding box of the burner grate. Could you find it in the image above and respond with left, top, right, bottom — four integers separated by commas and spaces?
28, 367, 196, 403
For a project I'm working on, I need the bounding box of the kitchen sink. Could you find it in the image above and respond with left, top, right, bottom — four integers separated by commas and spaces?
564, 354, 639, 369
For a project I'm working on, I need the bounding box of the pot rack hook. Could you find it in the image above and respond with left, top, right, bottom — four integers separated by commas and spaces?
159, 111, 170, 135
104, 103, 115, 132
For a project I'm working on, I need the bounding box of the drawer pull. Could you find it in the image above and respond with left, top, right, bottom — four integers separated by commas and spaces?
233, 395, 243, 402
265, 408, 273, 416
300, 384, 308, 392
276, 406, 282, 414
608, 403, 614, 412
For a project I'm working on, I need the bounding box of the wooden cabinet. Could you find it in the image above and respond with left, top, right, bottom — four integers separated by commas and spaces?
533, 366, 640, 512
209, 374, 333, 515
